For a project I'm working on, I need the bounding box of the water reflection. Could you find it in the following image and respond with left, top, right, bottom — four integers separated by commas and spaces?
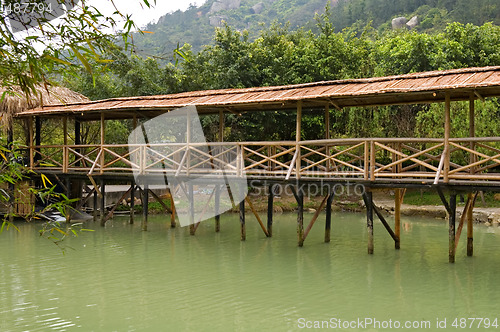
1, 213, 500, 331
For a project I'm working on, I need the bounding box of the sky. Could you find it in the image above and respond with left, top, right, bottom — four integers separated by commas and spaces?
88, 0, 207, 28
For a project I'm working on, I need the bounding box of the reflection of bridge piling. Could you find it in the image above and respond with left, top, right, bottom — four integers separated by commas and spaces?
14, 66, 500, 263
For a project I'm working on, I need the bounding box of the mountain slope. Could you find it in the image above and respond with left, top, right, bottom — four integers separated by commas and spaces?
133, 0, 499, 59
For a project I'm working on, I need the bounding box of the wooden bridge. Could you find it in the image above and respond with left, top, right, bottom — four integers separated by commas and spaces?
14, 66, 500, 263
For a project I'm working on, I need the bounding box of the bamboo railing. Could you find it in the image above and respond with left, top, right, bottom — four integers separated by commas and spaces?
28, 137, 500, 183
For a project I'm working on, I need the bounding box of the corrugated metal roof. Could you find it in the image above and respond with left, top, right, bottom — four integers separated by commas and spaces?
17, 66, 500, 120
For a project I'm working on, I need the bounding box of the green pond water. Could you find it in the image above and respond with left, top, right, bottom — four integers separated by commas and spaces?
2, 212, 500, 331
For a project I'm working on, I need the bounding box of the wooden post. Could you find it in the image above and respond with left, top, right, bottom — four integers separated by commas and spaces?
370, 141, 375, 181
142, 184, 149, 231
296, 100, 302, 179
267, 184, 274, 237
93, 189, 98, 222
394, 189, 401, 249
100, 179, 106, 226
449, 193, 456, 263
189, 183, 195, 235
130, 184, 135, 224
466, 195, 474, 255
169, 188, 176, 228
215, 185, 221, 232
63, 116, 68, 173
75, 118, 81, 167
187, 111, 191, 176
297, 188, 304, 247
364, 191, 374, 254
100, 113, 105, 174
28, 117, 34, 170
35, 116, 41, 164
240, 191, 246, 241
65, 177, 71, 223
469, 95, 476, 175
325, 192, 334, 243
6, 122, 14, 223
444, 93, 451, 183
325, 104, 330, 172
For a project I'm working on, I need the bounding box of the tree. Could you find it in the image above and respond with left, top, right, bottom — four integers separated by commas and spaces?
0, 0, 155, 98
0, 0, 155, 246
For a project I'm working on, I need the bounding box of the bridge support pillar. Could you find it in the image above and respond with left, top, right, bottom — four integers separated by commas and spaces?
394, 189, 403, 249
297, 189, 304, 247
130, 184, 135, 224
325, 193, 334, 243
100, 179, 106, 226
240, 195, 246, 241
467, 193, 474, 256
169, 188, 176, 228
142, 184, 149, 231
215, 185, 220, 232
363, 191, 374, 254
189, 184, 195, 235
93, 189, 98, 222
267, 184, 274, 237
449, 193, 457, 263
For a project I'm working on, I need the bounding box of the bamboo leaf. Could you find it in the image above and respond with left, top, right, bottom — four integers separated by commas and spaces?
70, 45, 93, 74
41, 174, 53, 188
44, 54, 73, 66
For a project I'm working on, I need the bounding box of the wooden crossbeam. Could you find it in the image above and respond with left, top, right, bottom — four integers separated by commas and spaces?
374, 142, 443, 173
455, 192, 478, 251
245, 197, 270, 237
302, 194, 329, 242
103, 186, 133, 224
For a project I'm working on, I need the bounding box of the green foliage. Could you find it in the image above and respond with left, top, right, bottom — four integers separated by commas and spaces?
0, 140, 84, 249
65, 16, 500, 143
0, 0, 155, 98
131, 0, 500, 62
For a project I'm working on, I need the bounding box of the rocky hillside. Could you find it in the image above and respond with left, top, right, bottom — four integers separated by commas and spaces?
132, 0, 499, 60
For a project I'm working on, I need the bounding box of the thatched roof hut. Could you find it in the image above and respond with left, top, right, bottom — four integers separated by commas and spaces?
0, 85, 89, 132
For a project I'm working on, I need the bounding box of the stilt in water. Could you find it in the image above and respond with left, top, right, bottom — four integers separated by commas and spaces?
142, 184, 149, 231
189, 183, 195, 235
467, 193, 474, 256
65, 177, 71, 223
93, 189, 98, 222
394, 188, 402, 249
449, 193, 457, 263
240, 193, 246, 241
215, 185, 220, 232
169, 188, 176, 228
363, 191, 374, 254
130, 184, 135, 224
267, 184, 274, 237
325, 192, 334, 243
297, 188, 304, 247
100, 179, 106, 226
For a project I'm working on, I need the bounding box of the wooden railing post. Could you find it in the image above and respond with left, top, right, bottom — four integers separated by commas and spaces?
370, 140, 376, 181
296, 100, 302, 179
63, 116, 68, 173
364, 141, 369, 180
100, 113, 105, 174
469, 94, 476, 175
444, 93, 451, 183
28, 117, 34, 170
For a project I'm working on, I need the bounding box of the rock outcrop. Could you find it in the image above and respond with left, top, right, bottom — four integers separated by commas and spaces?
392, 16, 408, 29
209, 0, 241, 14
392, 16, 419, 30
251, 2, 265, 14
406, 16, 419, 29
209, 15, 227, 27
